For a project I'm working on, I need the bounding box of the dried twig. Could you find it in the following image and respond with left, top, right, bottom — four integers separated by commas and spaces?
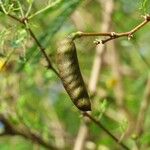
94, 15, 150, 44
69, 14, 150, 45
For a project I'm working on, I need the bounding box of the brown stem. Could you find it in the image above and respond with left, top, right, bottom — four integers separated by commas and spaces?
83, 112, 130, 150
98, 15, 150, 44
0, 9, 59, 77
73, 15, 150, 44
25, 26, 59, 76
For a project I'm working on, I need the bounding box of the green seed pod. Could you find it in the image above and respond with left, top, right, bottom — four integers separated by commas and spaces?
56, 37, 91, 111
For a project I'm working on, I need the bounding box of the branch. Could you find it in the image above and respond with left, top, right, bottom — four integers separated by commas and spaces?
69, 14, 150, 45
107, 33, 135, 140
1, 8, 149, 76
83, 112, 130, 150
0, 9, 59, 77
28, 0, 63, 19
0, 114, 58, 150
94, 15, 150, 44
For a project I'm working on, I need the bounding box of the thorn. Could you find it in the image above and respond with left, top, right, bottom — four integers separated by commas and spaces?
142, 14, 150, 21
145, 14, 150, 21
93, 39, 102, 45
127, 34, 133, 40
110, 32, 116, 37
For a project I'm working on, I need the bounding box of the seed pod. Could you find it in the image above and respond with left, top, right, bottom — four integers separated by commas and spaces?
56, 37, 91, 111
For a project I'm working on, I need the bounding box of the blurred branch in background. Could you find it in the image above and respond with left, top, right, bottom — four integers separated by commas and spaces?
134, 75, 150, 149
70, 14, 150, 45
73, 0, 114, 150
88, 0, 114, 94
0, 114, 58, 150
83, 112, 130, 150
107, 38, 135, 140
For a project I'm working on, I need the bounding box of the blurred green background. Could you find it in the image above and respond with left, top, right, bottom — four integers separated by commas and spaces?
0, 0, 150, 150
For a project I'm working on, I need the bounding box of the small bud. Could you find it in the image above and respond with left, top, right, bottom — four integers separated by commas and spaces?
141, 14, 150, 20
145, 14, 150, 21
110, 32, 116, 37
127, 34, 133, 40
94, 39, 102, 45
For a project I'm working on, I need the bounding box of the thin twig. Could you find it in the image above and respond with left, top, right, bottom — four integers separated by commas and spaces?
95, 15, 150, 44
83, 112, 130, 150
0, 6, 60, 149
1, 9, 150, 46
28, 0, 62, 19
25, 2, 33, 17
24, 24, 59, 76
70, 14, 150, 44
0, 9, 59, 77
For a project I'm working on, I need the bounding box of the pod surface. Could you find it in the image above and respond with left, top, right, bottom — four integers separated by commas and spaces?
56, 37, 91, 111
